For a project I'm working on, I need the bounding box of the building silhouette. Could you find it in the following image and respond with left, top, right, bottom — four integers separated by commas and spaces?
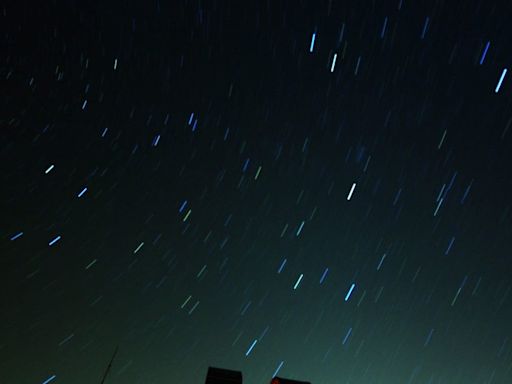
205, 366, 311, 384
98, 349, 311, 383
205, 367, 243, 384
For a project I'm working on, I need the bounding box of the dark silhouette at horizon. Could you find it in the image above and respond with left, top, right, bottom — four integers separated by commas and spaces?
205, 366, 311, 384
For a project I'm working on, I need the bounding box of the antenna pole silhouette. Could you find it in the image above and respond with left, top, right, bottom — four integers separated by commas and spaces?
100, 346, 119, 384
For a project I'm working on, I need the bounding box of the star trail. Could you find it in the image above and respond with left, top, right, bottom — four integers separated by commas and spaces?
2, 1, 512, 384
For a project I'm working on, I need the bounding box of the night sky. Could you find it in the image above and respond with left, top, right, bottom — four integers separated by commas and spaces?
2, 1, 512, 383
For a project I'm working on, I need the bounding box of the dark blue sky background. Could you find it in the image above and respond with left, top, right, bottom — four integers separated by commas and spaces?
2, 1, 512, 383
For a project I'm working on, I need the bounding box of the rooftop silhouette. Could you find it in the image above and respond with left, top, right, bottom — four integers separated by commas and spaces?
205, 367, 311, 384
